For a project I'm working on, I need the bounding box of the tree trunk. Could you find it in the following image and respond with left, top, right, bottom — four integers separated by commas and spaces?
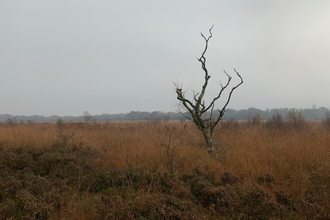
202, 129, 214, 153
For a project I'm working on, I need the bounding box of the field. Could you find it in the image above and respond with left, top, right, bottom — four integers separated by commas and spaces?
1, 120, 330, 219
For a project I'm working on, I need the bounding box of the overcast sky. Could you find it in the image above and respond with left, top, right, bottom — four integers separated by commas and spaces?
1, 1, 330, 116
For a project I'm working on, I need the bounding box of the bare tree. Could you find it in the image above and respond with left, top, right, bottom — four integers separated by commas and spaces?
175, 25, 243, 153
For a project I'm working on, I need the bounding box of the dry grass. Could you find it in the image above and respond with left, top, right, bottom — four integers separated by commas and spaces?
1, 120, 330, 219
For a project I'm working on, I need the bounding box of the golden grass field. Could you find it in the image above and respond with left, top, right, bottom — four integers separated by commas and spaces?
1, 120, 330, 219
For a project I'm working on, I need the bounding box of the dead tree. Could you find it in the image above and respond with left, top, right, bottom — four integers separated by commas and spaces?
175, 25, 243, 153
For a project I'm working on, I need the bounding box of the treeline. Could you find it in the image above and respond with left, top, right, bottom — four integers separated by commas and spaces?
0, 106, 329, 123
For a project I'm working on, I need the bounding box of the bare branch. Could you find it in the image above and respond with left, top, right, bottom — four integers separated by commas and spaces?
201, 70, 232, 114
199, 24, 214, 62
176, 89, 195, 110
218, 69, 244, 119
209, 69, 243, 129
195, 25, 214, 109
193, 91, 199, 103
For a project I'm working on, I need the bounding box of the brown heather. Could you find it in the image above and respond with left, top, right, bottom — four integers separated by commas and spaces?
1, 120, 330, 219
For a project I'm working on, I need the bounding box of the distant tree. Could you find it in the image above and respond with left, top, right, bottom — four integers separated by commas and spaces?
83, 111, 92, 122
175, 25, 243, 153
265, 112, 283, 130
251, 114, 261, 126
287, 110, 305, 129
324, 109, 330, 129
12, 116, 18, 124
5, 118, 14, 124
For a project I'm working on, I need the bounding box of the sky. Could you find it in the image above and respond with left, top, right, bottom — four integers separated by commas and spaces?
1, 0, 330, 116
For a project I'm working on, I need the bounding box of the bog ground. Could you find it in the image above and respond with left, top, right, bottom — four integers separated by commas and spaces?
1, 120, 330, 219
